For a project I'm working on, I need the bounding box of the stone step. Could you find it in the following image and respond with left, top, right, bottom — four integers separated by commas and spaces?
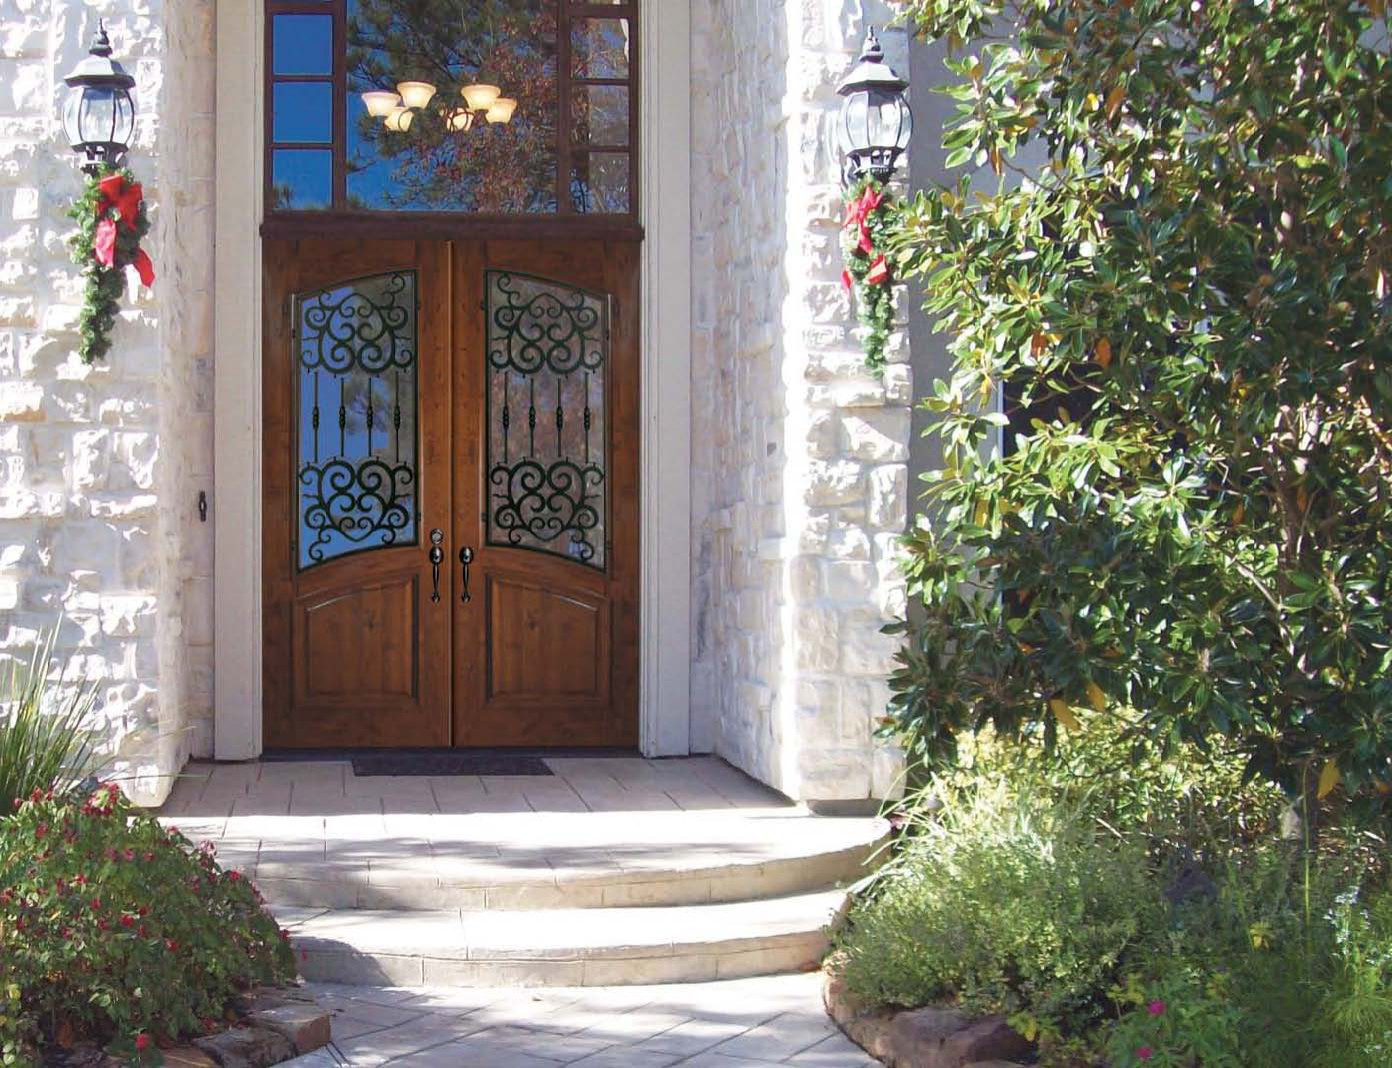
212, 811, 887, 911
279, 889, 847, 988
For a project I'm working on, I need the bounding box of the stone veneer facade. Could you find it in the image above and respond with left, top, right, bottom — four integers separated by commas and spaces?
0, 0, 912, 807
689, 0, 911, 802
0, 1, 214, 805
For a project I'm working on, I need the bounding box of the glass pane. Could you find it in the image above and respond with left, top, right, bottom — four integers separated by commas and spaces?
346, 0, 560, 213
296, 272, 419, 569
274, 82, 333, 143
274, 15, 334, 75
572, 85, 628, 146
570, 152, 628, 214
486, 272, 607, 569
271, 149, 332, 210
571, 18, 629, 78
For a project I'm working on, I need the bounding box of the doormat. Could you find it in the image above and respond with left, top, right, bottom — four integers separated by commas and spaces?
351, 753, 555, 778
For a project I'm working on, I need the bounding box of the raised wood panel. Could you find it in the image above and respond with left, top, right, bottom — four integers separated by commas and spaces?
487, 575, 603, 700
298, 578, 418, 701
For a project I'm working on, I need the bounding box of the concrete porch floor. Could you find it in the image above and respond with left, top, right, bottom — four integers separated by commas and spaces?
154, 757, 887, 914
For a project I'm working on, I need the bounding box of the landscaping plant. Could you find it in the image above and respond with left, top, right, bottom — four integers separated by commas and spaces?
884, 0, 1392, 821
0, 786, 296, 1064
0, 623, 99, 812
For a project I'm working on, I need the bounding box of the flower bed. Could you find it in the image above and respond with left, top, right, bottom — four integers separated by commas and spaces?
0, 786, 298, 1064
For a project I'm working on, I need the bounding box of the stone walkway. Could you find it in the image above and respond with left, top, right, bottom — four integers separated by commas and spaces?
282, 972, 875, 1067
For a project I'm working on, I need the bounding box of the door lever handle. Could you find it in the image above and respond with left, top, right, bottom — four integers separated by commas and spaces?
428, 529, 445, 603
459, 546, 475, 604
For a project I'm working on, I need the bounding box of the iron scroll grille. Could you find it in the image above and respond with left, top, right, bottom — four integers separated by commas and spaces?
295, 270, 419, 570
485, 271, 608, 570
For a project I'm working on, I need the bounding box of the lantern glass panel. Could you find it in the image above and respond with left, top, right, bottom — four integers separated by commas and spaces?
65, 85, 135, 153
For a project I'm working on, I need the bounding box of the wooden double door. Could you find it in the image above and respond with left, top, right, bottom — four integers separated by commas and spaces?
263, 239, 639, 749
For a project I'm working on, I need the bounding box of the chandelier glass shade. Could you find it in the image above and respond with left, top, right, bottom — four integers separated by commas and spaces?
361, 78, 514, 133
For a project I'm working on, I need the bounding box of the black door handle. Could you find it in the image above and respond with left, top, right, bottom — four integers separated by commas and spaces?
428, 529, 445, 603
459, 546, 474, 603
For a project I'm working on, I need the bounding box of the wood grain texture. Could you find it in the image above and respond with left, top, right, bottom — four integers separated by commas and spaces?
264, 238, 639, 749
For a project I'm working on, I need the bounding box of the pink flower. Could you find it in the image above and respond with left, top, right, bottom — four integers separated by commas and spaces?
1148, 1000, 1166, 1017
1137, 1048, 1153, 1061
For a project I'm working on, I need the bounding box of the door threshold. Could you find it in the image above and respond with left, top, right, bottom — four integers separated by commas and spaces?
255, 746, 641, 763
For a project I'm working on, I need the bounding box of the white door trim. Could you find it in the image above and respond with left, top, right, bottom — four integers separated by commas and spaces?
212, 1, 691, 759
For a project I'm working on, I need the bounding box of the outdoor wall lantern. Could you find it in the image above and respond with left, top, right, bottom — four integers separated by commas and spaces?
62, 22, 136, 175
836, 27, 912, 186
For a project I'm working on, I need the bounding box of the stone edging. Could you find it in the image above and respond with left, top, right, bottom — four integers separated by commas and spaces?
187, 987, 333, 1067
822, 970, 1033, 1068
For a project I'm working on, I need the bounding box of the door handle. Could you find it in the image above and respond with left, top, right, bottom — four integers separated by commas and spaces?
428, 529, 445, 603
459, 546, 474, 604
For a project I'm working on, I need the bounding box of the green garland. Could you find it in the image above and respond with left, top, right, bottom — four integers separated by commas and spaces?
840, 177, 898, 375
67, 166, 153, 364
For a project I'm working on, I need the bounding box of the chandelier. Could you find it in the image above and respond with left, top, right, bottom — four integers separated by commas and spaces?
361, 81, 517, 133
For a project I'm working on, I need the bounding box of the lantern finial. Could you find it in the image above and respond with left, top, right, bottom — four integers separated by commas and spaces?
91, 21, 113, 57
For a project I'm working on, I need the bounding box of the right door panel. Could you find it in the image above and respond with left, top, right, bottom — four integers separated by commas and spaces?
451, 241, 639, 748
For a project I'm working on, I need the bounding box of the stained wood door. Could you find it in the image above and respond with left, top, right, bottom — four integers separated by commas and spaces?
263, 239, 638, 749
451, 241, 639, 748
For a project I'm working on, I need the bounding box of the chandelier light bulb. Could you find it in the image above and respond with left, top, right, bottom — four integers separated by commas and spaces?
396, 81, 437, 109
384, 106, 414, 132
461, 83, 501, 111
485, 97, 517, 124
361, 90, 402, 118
449, 108, 474, 132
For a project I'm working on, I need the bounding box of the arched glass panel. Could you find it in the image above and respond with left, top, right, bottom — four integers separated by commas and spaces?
296, 271, 419, 569
485, 271, 607, 569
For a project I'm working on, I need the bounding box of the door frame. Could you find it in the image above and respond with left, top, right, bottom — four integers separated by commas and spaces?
213, 0, 691, 759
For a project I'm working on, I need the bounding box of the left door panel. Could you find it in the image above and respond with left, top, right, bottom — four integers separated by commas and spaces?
263, 240, 452, 747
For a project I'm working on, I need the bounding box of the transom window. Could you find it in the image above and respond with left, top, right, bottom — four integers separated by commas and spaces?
265, 0, 637, 217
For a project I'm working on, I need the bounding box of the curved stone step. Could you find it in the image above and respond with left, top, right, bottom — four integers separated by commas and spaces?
238, 812, 887, 911
279, 889, 847, 988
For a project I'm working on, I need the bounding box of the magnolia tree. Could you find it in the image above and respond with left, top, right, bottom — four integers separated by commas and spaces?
886, 0, 1392, 809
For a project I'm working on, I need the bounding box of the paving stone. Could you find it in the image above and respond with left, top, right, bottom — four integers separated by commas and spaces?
192, 1024, 295, 1068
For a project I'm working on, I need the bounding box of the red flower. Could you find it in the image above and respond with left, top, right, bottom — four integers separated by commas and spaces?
135, 1033, 150, 1051
227, 869, 241, 882
120, 914, 135, 928
1137, 1048, 1153, 1061
93, 218, 118, 268
35, 822, 47, 839
865, 256, 891, 286
165, 939, 179, 952
90, 898, 102, 911
1148, 1000, 1166, 1017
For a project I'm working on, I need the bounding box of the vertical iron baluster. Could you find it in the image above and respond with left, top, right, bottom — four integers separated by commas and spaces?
312, 371, 320, 464
583, 371, 592, 465
394, 371, 401, 463
528, 379, 536, 456
366, 379, 374, 456
338, 377, 346, 458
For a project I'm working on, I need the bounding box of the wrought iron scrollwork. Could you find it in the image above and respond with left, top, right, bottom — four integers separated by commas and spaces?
296, 271, 419, 571
299, 272, 415, 374
490, 459, 604, 563
298, 458, 415, 565
485, 271, 608, 570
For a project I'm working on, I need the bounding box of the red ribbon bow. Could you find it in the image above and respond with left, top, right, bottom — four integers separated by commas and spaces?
843, 184, 886, 254
91, 175, 156, 286
98, 174, 145, 232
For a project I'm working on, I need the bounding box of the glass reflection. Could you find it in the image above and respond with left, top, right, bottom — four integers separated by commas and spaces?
346, 0, 559, 213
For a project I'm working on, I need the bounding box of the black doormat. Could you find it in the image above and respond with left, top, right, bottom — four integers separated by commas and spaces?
351, 753, 554, 777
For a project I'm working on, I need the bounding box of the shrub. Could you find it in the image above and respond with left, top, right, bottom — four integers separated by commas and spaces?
836, 774, 1165, 1035
887, 0, 1392, 814
0, 624, 99, 811
0, 786, 296, 1064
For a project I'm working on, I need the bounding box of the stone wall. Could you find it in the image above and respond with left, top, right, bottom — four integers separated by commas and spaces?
0, 2, 214, 806
689, 0, 910, 802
